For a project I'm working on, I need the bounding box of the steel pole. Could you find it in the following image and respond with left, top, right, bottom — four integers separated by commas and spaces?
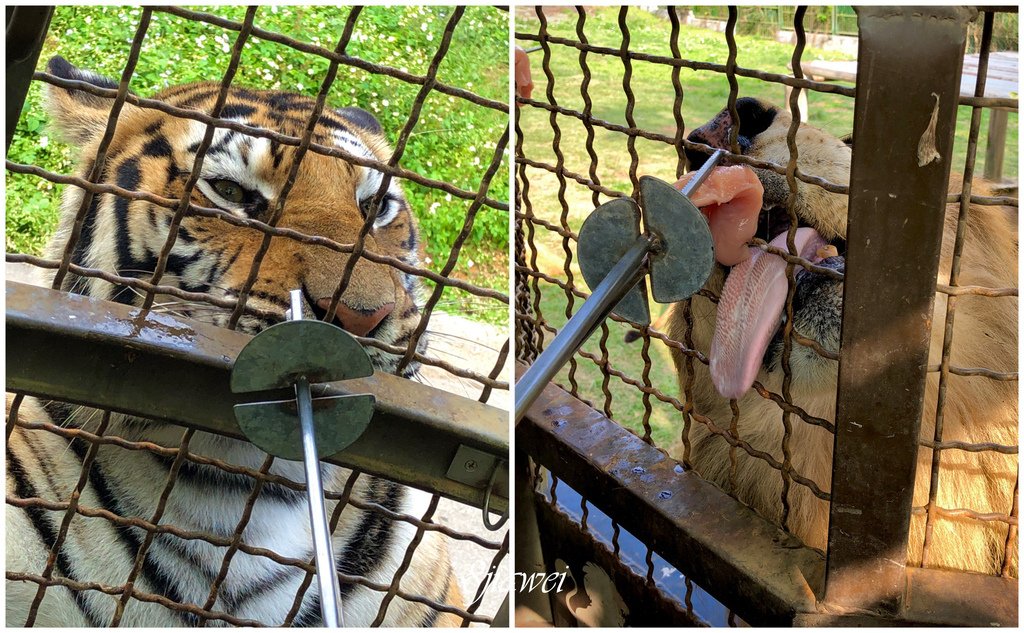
514, 150, 723, 424
514, 235, 652, 424
290, 290, 344, 627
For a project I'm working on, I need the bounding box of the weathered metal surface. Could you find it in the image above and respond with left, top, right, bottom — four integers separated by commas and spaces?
533, 494, 702, 627
446, 444, 503, 489
233, 393, 375, 461
6, 6, 53, 151
798, 568, 1017, 627
518, 362, 825, 625
577, 197, 650, 325
640, 175, 714, 305
519, 364, 1018, 626
825, 6, 975, 615
5, 281, 508, 512
513, 449, 554, 625
230, 319, 373, 392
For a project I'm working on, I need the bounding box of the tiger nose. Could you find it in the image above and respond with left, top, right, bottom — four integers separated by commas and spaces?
317, 299, 394, 337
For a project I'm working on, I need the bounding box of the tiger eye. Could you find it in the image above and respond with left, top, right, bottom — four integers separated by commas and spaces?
211, 179, 245, 204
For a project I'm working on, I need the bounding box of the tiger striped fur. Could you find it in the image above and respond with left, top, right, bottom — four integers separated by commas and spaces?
6, 56, 464, 627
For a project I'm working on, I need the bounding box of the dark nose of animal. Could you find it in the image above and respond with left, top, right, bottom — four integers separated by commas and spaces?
685, 109, 734, 170
316, 299, 394, 336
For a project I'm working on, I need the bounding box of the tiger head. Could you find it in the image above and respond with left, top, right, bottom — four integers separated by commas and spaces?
42, 56, 425, 376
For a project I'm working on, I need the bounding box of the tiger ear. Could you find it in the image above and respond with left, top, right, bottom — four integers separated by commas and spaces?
334, 106, 383, 137
43, 55, 139, 145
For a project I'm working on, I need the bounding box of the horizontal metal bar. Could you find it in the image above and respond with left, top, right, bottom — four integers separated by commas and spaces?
518, 363, 1018, 627
795, 568, 1017, 626
517, 362, 824, 626
6, 281, 507, 512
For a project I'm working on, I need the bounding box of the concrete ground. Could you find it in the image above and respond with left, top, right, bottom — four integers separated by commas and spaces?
418, 311, 511, 625
6, 263, 511, 624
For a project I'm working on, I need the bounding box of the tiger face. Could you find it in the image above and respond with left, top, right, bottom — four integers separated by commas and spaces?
43, 55, 425, 376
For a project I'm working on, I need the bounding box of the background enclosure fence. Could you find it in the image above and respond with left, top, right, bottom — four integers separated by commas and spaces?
515, 5, 1017, 626
6, 5, 509, 626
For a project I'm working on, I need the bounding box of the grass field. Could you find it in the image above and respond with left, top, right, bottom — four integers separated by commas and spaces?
515, 6, 1019, 443
6, 5, 510, 325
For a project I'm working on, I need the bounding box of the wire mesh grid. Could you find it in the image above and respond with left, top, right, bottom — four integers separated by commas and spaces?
6, 5, 509, 627
515, 5, 1017, 623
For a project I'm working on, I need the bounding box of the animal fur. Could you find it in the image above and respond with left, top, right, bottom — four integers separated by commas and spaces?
667, 97, 1018, 577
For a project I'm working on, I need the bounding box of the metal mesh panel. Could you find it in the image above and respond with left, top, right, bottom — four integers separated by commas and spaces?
6, 5, 509, 627
515, 5, 1017, 625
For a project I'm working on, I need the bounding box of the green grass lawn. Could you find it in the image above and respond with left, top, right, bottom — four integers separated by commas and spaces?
516, 6, 1019, 444
6, 5, 510, 325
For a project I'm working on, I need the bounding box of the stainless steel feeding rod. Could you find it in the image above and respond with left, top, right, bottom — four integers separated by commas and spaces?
514, 150, 724, 424
290, 289, 345, 627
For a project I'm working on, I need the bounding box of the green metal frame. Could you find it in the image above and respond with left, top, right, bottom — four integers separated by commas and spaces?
6, 281, 508, 513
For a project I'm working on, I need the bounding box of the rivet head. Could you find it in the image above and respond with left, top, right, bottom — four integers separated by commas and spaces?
631, 466, 646, 474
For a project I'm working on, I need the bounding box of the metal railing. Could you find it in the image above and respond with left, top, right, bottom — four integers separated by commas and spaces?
515, 5, 1017, 626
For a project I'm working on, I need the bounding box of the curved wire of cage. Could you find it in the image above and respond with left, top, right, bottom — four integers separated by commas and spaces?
513, 8, 1018, 623
6, 4, 511, 627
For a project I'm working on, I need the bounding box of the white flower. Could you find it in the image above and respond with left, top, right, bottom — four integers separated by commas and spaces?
382, 99, 389, 107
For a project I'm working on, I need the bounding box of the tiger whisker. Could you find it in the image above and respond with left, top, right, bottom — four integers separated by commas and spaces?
423, 330, 503, 354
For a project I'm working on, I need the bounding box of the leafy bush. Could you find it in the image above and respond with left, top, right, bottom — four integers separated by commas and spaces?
6, 6, 509, 318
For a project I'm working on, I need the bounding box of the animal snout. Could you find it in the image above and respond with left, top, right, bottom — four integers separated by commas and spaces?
685, 109, 734, 170
317, 298, 394, 337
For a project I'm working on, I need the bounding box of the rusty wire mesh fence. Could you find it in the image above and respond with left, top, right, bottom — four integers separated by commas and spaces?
515, 5, 1017, 626
7, 5, 509, 627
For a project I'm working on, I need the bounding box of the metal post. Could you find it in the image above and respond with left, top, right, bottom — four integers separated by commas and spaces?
290, 290, 344, 627
824, 6, 975, 616
6, 6, 53, 152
